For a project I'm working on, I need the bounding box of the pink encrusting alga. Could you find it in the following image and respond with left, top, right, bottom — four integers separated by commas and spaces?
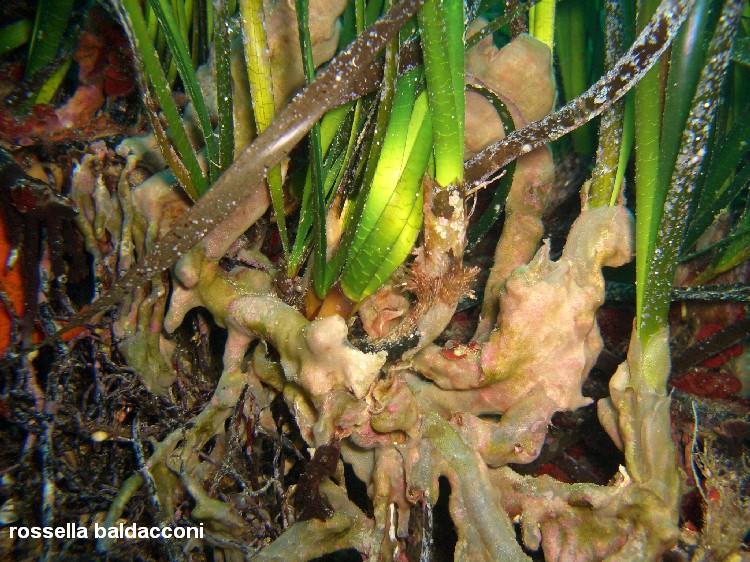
464, 28, 557, 340
412, 205, 633, 466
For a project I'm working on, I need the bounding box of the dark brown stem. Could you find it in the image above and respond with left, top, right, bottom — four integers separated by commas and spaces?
506, 0, 529, 37
672, 317, 750, 373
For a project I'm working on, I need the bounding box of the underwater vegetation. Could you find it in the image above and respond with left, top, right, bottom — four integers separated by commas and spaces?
0, 0, 749, 560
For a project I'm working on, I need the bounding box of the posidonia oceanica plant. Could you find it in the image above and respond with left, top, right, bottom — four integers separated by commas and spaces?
2, 0, 750, 559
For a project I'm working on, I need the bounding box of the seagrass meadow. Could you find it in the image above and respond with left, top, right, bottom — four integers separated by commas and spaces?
0, 0, 749, 560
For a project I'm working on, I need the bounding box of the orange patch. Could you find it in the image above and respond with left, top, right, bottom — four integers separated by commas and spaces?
0, 215, 24, 356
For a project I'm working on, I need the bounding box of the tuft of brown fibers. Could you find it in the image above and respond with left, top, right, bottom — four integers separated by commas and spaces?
404, 261, 479, 326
